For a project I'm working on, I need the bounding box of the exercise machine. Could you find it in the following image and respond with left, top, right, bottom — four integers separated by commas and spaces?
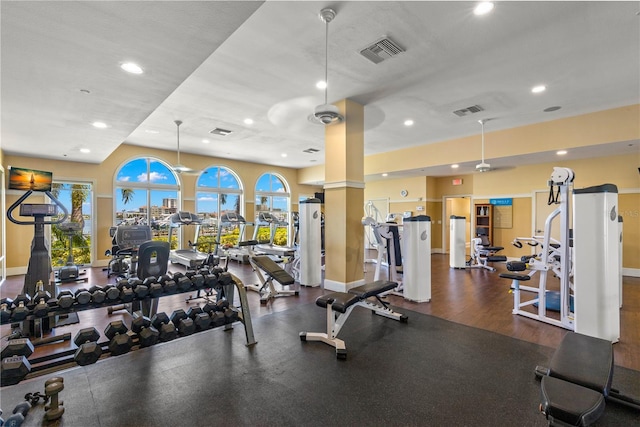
502, 167, 575, 331
361, 216, 402, 286
216, 213, 252, 263
252, 212, 296, 259
7, 168, 68, 337
167, 211, 211, 269
503, 168, 621, 341
55, 221, 87, 283
298, 198, 322, 287
401, 215, 431, 302
536, 332, 639, 426
299, 280, 408, 359
467, 228, 506, 272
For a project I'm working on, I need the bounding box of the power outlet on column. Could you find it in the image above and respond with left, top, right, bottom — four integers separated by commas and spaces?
416, 206, 424, 211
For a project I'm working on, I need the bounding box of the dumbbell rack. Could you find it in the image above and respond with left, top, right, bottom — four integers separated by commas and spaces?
1, 272, 256, 385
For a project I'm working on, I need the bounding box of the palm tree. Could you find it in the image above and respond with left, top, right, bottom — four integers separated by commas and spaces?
121, 188, 135, 204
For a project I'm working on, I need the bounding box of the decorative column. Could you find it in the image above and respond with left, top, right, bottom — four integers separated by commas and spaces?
323, 99, 365, 292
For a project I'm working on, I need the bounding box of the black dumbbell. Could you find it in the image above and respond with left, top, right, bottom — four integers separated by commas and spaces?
1, 338, 34, 360
1, 298, 14, 323
33, 298, 50, 318
173, 273, 192, 292
73, 327, 102, 366
74, 288, 92, 305
1, 356, 31, 386
56, 291, 75, 309
131, 313, 159, 348
169, 309, 195, 336
133, 284, 149, 300
151, 312, 177, 342
11, 295, 31, 322
89, 286, 107, 304
211, 311, 226, 328
102, 284, 120, 302
158, 275, 177, 294
104, 321, 132, 356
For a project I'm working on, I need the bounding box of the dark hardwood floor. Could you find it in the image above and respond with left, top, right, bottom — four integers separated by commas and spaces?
1, 254, 638, 380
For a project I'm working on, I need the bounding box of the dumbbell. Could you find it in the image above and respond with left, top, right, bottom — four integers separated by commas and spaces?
158, 275, 177, 294
116, 280, 135, 303
74, 288, 92, 305
185, 271, 205, 290
104, 321, 133, 356
73, 327, 102, 366
3, 400, 31, 426
1, 338, 34, 386
89, 286, 107, 304
172, 272, 193, 292
44, 377, 64, 421
151, 312, 177, 342
56, 291, 75, 309
169, 309, 195, 336
1, 298, 14, 323
102, 284, 121, 302
11, 295, 31, 322
186, 306, 211, 331
143, 277, 163, 298
131, 313, 159, 347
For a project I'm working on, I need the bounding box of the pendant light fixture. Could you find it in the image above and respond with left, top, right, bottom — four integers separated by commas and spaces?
172, 120, 194, 174
312, 8, 344, 125
475, 119, 492, 173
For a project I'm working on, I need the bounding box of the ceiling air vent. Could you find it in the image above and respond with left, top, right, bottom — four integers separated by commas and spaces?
209, 127, 233, 136
303, 148, 320, 154
452, 105, 484, 117
359, 36, 405, 64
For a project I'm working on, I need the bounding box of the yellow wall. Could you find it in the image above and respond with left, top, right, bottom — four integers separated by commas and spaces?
3, 144, 320, 271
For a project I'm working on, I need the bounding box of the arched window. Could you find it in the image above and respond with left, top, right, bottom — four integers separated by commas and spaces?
255, 173, 290, 246
196, 166, 243, 247
114, 157, 179, 240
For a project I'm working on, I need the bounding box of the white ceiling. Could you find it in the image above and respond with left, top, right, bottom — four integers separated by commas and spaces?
2, 1, 639, 181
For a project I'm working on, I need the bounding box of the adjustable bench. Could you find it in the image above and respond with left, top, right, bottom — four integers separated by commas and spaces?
299, 280, 408, 359
536, 332, 640, 426
248, 255, 298, 304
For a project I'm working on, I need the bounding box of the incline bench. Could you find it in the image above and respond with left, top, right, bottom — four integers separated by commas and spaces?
300, 280, 408, 359
536, 332, 640, 426
249, 255, 298, 304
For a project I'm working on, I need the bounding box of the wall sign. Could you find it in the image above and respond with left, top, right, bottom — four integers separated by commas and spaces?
490, 198, 512, 206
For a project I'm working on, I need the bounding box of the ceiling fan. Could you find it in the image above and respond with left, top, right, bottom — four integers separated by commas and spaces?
475, 119, 492, 172
171, 120, 196, 174
311, 8, 344, 125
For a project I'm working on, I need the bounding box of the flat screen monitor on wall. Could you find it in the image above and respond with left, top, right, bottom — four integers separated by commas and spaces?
8, 166, 53, 192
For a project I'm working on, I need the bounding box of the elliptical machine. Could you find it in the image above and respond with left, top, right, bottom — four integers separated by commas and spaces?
55, 221, 87, 283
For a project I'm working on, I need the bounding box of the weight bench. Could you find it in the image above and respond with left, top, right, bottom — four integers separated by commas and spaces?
299, 280, 408, 359
536, 332, 640, 426
248, 255, 298, 304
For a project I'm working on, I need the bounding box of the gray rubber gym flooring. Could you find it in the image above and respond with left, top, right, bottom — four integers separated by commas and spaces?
1, 303, 639, 426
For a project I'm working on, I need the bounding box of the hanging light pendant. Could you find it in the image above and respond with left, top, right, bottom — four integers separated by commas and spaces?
173, 120, 193, 174
312, 8, 344, 125
475, 119, 491, 172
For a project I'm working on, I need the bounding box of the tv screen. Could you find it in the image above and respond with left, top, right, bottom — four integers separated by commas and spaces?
8, 167, 53, 192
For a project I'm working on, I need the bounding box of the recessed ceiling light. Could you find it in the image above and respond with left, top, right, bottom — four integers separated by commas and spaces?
244, 118, 254, 125
382, 173, 388, 177
120, 62, 144, 74
145, 129, 159, 134
531, 85, 547, 94
80, 148, 90, 154
404, 119, 414, 126
316, 81, 327, 90
474, 2, 494, 16
557, 150, 567, 155
281, 153, 288, 158
202, 139, 210, 144
92, 121, 107, 129
451, 164, 459, 169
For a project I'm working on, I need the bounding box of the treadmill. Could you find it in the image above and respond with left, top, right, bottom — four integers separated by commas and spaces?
167, 211, 209, 269
252, 212, 296, 258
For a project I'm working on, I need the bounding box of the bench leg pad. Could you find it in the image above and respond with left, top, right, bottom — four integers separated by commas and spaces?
540, 376, 606, 426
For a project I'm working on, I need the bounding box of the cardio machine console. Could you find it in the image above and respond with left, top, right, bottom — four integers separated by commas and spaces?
19, 204, 58, 217
114, 225, 152, 251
